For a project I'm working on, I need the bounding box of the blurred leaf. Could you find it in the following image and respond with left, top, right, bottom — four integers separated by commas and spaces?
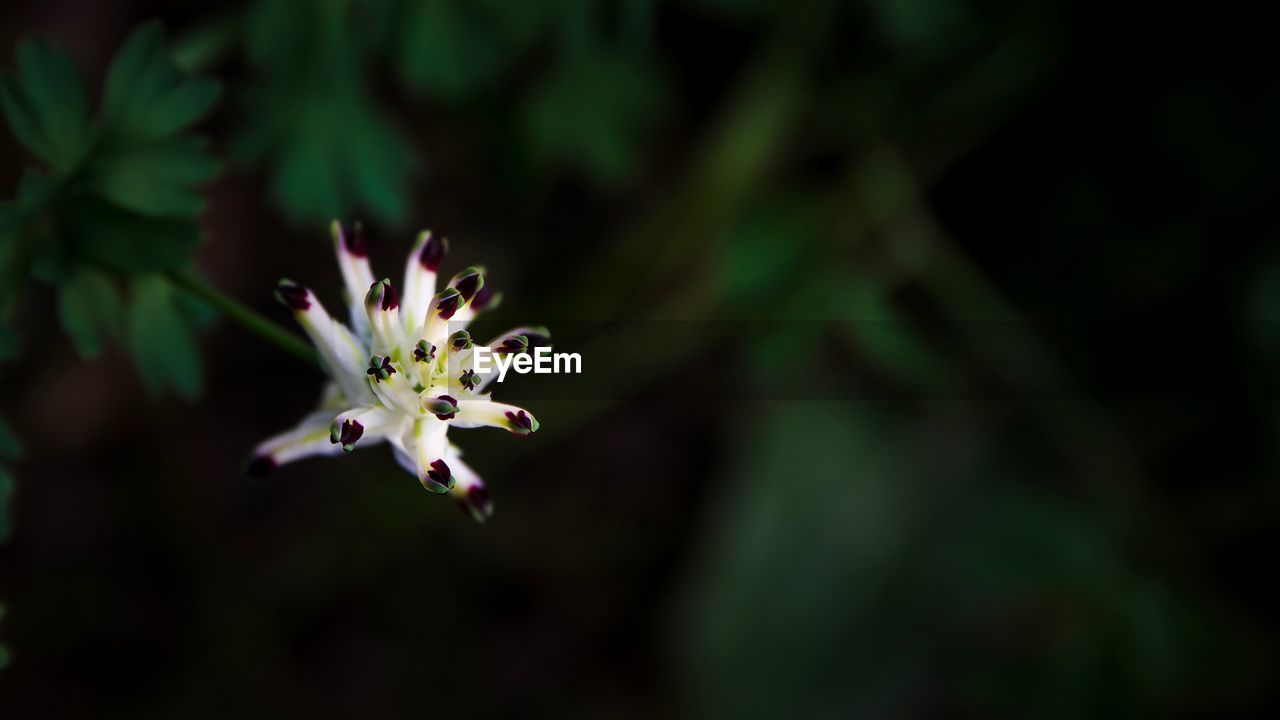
13, 166, 59, 210
127, 276, 203, 400
394, 0, 546, 100
0, 328, 17, 363
0, 39, 89, 172
868, 0, 967, 54
841, 279, 952, 391
85, 136, 219, 216
175, 278, 217, 331
719, 199, 814, 309
526, 54, 663, 185
681, 389, 1259, 718
0, 414, 18, 460
258, 100, 412, 225
1, 21, 218, 381
11, 170, 65, 283
237, 0, 414, 226
681, 400, 915, 717
66, 197, 201, 273
930, 488, 1264, 717
56, 268, 123, 357
101, 21, 221, 138
89, 22, 221, 219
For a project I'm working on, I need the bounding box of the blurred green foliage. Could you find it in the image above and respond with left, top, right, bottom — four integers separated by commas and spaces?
0, 21, 218, 400
390, 0, 548, 100
0, 22, 220, 580
0, 1, 1274, 714
208, 0, 665, 226
682, 393, 1262, 718
234, 0, 414, 226
525, 52, 663, 185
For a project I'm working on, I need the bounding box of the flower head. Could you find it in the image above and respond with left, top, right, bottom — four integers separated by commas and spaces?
247, 221, 545, 522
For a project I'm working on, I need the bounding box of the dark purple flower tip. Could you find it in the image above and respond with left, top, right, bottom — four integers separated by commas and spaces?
504, 410, 538, 436
366, 355, 396, 382
381, 282, 399, 311
449, 330, 473, 351
458, 485, 494, 523
337, 419, 364, 451
366, 279, 399, 311
496, 335, 529, 356
424, 458, 453, 493
434, 289, 462, 320
419, 233, 448, 272
459, 369, 479, 391
414, 340, 436, 363
472, 285, 501, 313
341, 221, 369, 257
449, 266, 484, 303
246, 455, 277, 477
274, 280, 310, 310
426, 395, 458, 420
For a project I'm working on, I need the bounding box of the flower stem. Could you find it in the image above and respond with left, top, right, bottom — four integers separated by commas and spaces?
166, 270, 318, 367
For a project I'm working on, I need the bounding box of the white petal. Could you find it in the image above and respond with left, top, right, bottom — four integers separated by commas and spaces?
408, 417, 451, 492
422, 288, 464, 343
331, 220, 376, 340
452, 399, 539, 436
402, 230, 445, 334
364, 279, 409, 357
248, 409, 342, 475
391, 443, 417, 476
366, 357, 421, 416
422, 266, 485, 335
329, 405, 406, 451
278, 281, 375, 405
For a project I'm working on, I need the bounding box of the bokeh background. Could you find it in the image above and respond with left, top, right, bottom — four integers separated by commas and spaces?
2, 0, 1279, 717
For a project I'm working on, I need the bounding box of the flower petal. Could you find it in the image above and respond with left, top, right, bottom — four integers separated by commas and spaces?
365, 355, 420, 415
364, 279, 409, 356
422, 287, 463, 342
275, 279, 375, 405
331, 221, 376, 340
428, 266, 486, 333
448, 266, 485, 305
328, 405, 405, 452
447, 453, 493, 523
246, 409, 342, 475
452, 399, 540, 436
402, 230, 447, 333
407, 418, 451, 493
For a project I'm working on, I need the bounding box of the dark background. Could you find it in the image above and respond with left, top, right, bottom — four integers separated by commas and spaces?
2, 0, 1278, 717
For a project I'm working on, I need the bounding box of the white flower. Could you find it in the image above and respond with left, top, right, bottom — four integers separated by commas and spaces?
247, 221, 546, 522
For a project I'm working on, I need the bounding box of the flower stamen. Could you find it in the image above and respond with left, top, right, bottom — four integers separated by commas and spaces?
367, 355, 395, 382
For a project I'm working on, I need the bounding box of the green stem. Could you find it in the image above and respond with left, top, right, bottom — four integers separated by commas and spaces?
166, 271, 318, 366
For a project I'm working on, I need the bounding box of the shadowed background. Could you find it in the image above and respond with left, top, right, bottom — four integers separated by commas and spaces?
1, 0, 1278, 717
